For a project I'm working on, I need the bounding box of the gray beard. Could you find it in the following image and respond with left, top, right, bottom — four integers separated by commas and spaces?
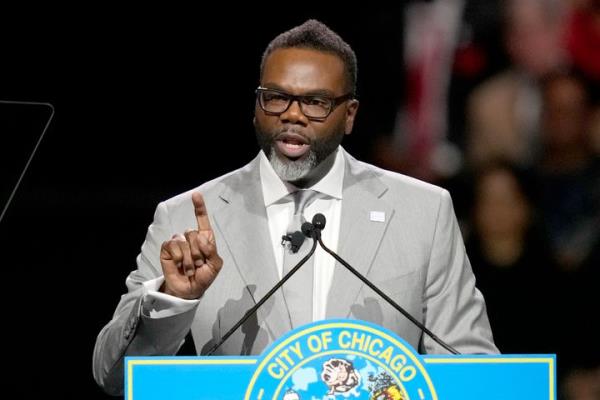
267, 147, 318, 181
254, 121, 345, 185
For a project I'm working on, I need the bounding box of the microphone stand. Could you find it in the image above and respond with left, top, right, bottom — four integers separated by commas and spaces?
312, 226, 460, 355
205, 236, 318, 355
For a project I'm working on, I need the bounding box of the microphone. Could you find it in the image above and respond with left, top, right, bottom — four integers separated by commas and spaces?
281, 231, 305, 253
308, 213, 460, 355
312, 213, 326, 231
301, 221, 314, 238
206, 229, 317, 355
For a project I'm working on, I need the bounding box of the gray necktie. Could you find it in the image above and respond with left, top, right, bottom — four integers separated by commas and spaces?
282, 189, 319, 328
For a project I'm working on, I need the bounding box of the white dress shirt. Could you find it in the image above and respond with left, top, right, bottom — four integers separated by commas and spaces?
140, 149, 344, 321
260, 148, 343, 321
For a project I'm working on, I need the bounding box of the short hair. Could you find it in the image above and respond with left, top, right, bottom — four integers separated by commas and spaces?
260, 19, 358, 95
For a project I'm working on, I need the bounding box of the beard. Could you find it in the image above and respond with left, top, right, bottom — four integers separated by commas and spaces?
255, 124, 345, 183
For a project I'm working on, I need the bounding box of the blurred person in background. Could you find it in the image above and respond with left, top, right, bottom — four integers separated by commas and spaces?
535, 70, 600, 271
466, 0, 568, 169
465, 161, 557, 354
561, 367, 600, 400
588, 104, 600, 155
535, 69, 600, 399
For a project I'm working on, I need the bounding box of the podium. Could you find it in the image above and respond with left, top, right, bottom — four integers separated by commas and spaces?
126, 319, 555, 399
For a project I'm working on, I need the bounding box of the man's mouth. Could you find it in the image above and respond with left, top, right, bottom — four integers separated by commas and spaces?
274, 132, 311, 160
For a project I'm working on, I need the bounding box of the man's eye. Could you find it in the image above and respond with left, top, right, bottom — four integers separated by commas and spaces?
264, 92, 288, 102
304, 97, 329, 107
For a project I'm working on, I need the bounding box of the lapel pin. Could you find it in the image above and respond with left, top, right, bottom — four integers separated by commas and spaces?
369, 211, 385, 222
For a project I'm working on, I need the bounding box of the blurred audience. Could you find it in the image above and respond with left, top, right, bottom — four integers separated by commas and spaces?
367, 2, 599, 396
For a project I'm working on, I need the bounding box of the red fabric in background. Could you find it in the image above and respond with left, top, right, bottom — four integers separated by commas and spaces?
565, 10, 600, 81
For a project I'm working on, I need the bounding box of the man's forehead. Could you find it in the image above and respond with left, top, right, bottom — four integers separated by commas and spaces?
261, 48, 346, 93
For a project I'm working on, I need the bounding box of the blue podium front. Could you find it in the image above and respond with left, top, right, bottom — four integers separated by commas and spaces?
126, 319, 556, 399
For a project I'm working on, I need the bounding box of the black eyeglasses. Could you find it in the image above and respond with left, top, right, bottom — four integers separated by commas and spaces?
256, 87, 354, 120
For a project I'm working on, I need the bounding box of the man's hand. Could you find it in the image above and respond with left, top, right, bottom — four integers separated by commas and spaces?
159, 192, 223, 299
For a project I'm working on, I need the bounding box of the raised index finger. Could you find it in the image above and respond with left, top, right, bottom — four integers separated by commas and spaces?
192, 192, 212, 232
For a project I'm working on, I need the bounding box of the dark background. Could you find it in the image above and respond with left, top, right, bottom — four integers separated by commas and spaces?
1, 6, 409, 398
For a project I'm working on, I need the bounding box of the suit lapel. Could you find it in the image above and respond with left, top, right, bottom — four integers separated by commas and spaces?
326, 152, 394, 319
213, 156, 292, 342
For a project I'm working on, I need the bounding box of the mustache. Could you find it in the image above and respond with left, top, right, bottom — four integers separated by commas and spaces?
273, 128, 312, 143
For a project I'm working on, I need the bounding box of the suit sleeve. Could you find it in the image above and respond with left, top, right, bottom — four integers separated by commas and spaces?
92, 201, 199, 396
420, 189, 499, 354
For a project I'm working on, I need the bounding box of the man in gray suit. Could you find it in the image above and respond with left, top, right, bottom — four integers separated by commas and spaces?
93, 19, 497, 396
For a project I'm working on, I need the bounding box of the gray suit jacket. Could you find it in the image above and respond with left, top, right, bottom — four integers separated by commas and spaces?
93, 149, 497, 395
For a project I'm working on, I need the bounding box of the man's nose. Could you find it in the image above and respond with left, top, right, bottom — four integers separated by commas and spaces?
280, 99, 309, 125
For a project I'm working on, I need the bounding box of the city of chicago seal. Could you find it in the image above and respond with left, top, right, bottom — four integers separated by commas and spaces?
245, 319, 438, 399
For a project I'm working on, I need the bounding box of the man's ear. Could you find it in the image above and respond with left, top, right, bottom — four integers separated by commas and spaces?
344, 100, 359, 135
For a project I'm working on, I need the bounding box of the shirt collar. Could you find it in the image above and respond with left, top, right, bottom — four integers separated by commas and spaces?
260, 147, 345, 207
